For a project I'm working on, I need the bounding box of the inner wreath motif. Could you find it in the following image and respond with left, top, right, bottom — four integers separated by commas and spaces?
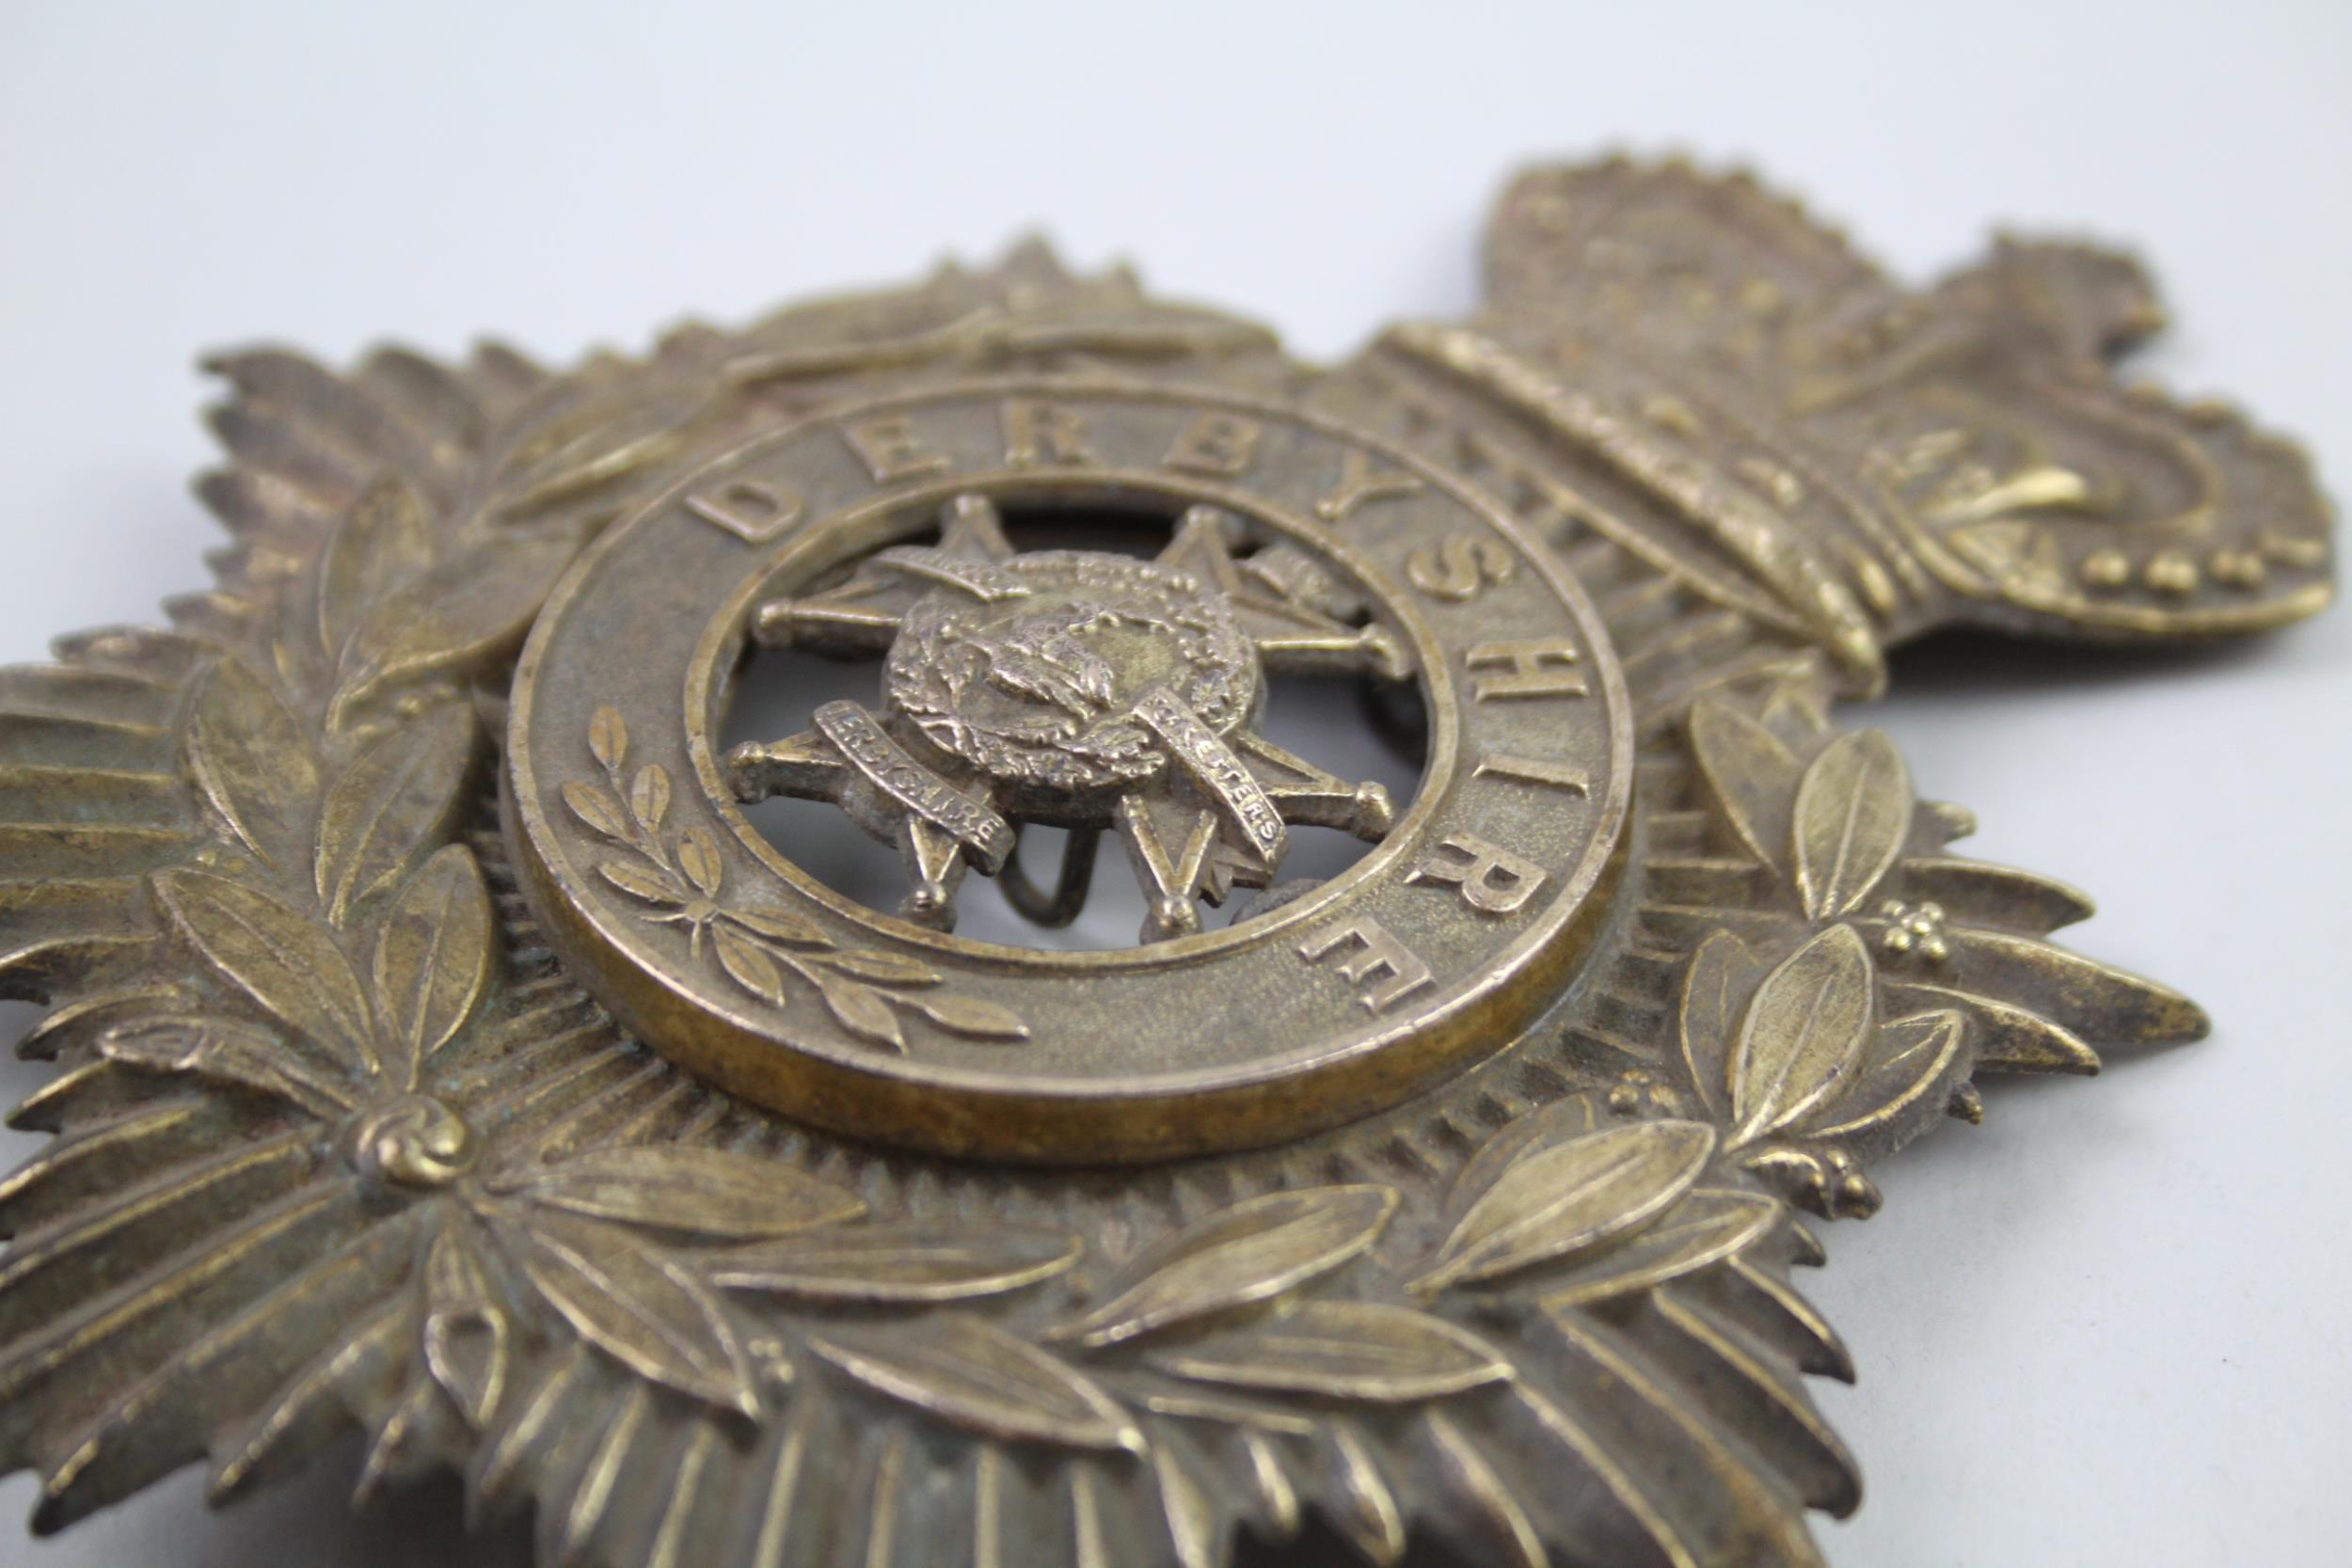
728, 492, 1407, 942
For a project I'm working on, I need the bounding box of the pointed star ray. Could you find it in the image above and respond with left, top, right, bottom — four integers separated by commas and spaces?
727, 493, 1408, 941
1159, 506, 1413, 682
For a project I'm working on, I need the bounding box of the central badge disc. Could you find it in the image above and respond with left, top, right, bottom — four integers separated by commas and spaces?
508, 380, 1632, 1160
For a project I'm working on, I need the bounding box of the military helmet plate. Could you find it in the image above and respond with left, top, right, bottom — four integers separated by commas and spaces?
0, 158, 2328, 1568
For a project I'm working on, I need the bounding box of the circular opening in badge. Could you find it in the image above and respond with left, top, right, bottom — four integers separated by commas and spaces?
717, 493, 1429, 950
507, 379, 1632, 1161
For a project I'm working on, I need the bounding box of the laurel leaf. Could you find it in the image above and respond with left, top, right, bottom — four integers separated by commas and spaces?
1441, 1098, 1605, 1228
422, 1213, 510, 1429
318, 474, 435, 661
1411, 1119, 1716, 1294
8, 986, 183, 1070
1056, 1185, 1399, 1349
598, 859, 689, 907
1689, 696, 1803, 871
99, 1014, 356, 1117
501, 1208, 756, 1417
184, 655, 317, 866
152, 868, 378, 1076
331, 527, 580, 726
1727, 925, 1876, 1145
1678, 930, 1763, 1120
712, 922, 787, 1006
808, 1315, 1140, 1452
1147, 1302, 1511, 1402
587, 705, 627, 772
915, 995, 1030, 1040
818, 977, 904, 1050
628, 764, 671, 834
707, 1223, 1080, 1303
504, 1144, 866, 1240
677, 824, 723, 897
820, 949, 942, 986
1792, 729, 1911, 921
561, 781, 630, 844
1804, 1009, 1968, 1141
1887, 981, 2101, 1075
314, 703, 478, 924
1538, 1188, 1781, 1309
372, 845, 492, 1086
722, 905, 824, 946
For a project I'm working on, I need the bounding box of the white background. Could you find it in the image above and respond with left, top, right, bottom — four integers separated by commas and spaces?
2, 3, 2346, 1565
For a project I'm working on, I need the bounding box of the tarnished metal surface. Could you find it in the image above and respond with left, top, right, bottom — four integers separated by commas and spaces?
0, 159, 2330, 1568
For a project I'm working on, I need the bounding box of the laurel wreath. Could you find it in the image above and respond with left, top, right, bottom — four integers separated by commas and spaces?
564, 705, 1028, 1050
0, 307, 2209, 1568
95, 464, 2078, 1459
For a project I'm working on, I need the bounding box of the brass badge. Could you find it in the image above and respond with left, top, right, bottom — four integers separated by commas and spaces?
0, 160, 2331, 1567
